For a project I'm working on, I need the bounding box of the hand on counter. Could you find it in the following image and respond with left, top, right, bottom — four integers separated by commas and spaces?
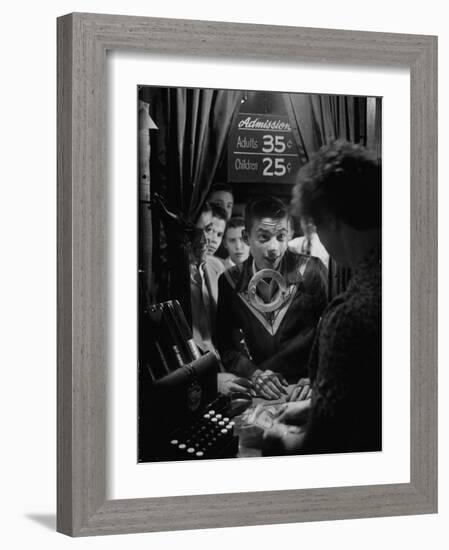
217, 372, 254, 396
251, 369, 289, 400
287, 378, 312, 402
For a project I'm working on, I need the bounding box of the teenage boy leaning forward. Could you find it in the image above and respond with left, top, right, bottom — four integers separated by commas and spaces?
216, 196, 328, 400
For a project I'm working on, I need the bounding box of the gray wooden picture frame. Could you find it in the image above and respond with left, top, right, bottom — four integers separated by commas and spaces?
57, 12, 438, 537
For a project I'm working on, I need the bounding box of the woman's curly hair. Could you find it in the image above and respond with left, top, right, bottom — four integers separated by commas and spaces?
291, 140, 381, 230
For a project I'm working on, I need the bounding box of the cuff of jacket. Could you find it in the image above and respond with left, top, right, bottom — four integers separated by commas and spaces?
221, 350, 257, 379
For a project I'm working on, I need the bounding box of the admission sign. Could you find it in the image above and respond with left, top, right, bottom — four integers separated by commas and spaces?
228, 113, 301, 183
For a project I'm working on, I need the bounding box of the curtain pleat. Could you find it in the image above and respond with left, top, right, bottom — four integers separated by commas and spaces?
189, 89, 243, 222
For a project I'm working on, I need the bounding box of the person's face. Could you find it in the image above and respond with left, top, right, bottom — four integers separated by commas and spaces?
300, 217, 317, 237
208, 191, 234, 221
192, 210, 213, 264
206, 216, 226, 256
224, 226, 250, 265
248, 216, 291, 271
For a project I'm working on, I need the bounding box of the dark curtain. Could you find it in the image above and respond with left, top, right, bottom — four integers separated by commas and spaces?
164, 88, 242, 221
284, 93, 382, 299
147, 88, 242, 321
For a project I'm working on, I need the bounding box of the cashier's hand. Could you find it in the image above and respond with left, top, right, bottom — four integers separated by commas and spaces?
262, 422, 306, 454
262, 400, 311, 453
275, 399, 311, 426
251, 369, 288, 400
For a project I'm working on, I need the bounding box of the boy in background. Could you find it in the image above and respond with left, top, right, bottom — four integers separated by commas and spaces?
189, 202, 224, 354
222, 216, 250, 269
207, 184, 234, 261
205, 203, 227, 257
207, 183, 234, 221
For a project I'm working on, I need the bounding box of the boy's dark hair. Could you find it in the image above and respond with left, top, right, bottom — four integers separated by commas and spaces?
292, 140, 381, 230
194, 201, 212, 223
224, 216, 245, 236
245, 196, 290, 233
210, 203, 228, 222
209, 183, 233, 196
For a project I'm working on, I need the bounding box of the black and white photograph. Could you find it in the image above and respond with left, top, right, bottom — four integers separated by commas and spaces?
1, 0, 443, 543
138, 86, 382, 463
